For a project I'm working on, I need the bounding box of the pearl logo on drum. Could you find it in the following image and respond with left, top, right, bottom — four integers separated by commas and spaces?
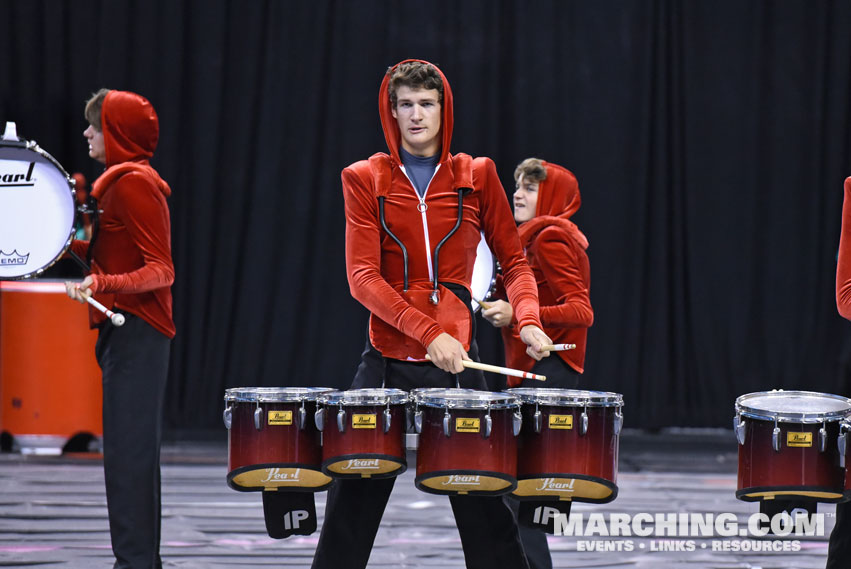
549, 415, 573, 429
341, 458, 380, 470
260, 468, 302, 483
0, 161, 35, 187
352, 414, 377, 429
455, 418, 480, 433
0, 250, 29, 266
535, 477, 577, 493
786, 432, 813, 448
442, 474, 481, 486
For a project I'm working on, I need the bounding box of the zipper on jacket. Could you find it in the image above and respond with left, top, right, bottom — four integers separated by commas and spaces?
400, 164, 440, 283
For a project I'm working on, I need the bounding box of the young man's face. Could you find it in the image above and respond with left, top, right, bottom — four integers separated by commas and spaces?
83, 124, 106, 164
391, 85, 441, 157
513, 173, 539, 224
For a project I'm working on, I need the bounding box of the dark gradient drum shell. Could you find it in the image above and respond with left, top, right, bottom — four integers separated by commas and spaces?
737, 418, 844, 502
321, 403, 407, 479
415, 405, 517, 496
514, 403, 620, 503
226, 399, 330, 492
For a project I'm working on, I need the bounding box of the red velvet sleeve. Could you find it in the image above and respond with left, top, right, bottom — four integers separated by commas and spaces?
535, 227, 594, 328
837, 178, 851, 320
92, 173, 174, 294
475, 158, 542, 331
68, 239, 90, 260
342, 165, 444, 348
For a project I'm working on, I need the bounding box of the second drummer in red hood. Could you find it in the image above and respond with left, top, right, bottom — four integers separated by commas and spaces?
312, 60, 551, 569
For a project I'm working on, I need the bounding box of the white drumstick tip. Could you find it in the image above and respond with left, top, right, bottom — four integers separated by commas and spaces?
111, 313, 126, 326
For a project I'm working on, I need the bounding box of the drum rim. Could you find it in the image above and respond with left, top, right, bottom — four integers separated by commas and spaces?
505, 387, 624, 407
413, 387, 519, 409
735, 390, 851, 422
0, 141, 75, 280
319, 387, 410, 406
224, 386, 336, 402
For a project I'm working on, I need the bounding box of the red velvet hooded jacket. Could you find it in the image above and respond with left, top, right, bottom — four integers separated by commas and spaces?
500, 162, 592, 383
836, 177, 851, 320
342, 60, 541, 357
70, 91, 175, 338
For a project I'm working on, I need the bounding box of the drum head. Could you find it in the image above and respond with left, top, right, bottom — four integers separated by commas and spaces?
414, 387, 518, 409
0, 143, 75, 279
736, 390, 851, 423
320, 388, 409, 406
224, 387, 336, 403
470, 232, 496, 312
507, 388, 623, 407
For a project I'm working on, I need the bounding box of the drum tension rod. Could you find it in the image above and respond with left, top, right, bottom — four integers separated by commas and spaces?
298, 399, 307, 430
772, 417, 781, 453
383, 399, 392, 433
254, 401, 263, 431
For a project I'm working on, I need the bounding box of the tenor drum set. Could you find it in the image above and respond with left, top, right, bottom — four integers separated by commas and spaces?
224, 386, 625, 503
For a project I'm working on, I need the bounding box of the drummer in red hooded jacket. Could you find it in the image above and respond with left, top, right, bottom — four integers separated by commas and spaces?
482, 158, 593, 389
827, 176, 851, 569
64, 89, 174, 569
311, 60, 552, 569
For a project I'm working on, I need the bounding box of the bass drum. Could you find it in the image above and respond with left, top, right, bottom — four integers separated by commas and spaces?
0, 135, 76, 279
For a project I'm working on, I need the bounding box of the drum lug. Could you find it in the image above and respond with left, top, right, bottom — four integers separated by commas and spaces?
315, 408, 325, 432
443, 411, 451, 438
383, 408, 392, 433
772, 426, 781, 452
483, 414, 492, 439
337, 408, 347, 433
533, 409, 542, 433
222, 405, 232, 430
298, 406, 307, 430
839, 432, 847, 468
580, 411, 589, 436
254, 406, 263, 431
734, 416, 746, 445
414, 410, 423, 434
819, 426, 828, 453
614, 410, 623, 436
513, 410, 522, 436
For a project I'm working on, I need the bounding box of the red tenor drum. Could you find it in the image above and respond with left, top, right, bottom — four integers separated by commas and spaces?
735, 390, 851, 502
508, 388, 623, 504
223, 387, 334, 492
317, 388, 409, 479
412, 388, 521, 496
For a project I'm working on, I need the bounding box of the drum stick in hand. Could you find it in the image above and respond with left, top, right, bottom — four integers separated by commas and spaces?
473, 298, 492, 310
85, 295, 125, 327
543, 343, 576, 352
425, 355, 546, 381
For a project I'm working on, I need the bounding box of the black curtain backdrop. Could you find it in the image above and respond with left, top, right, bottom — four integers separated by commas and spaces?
2, 0, 851, 432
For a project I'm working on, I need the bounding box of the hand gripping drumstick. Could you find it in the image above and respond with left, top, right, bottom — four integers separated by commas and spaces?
473, 298, 492, 310
425, 355, 546, 381
543, 344, 576, 352
84, 294, 125, 327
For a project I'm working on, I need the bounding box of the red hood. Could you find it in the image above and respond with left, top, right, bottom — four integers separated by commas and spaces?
378, 59, 454, 163
102, 90, 159, 167
518, 161, 587, 249
92, 90, 170, 198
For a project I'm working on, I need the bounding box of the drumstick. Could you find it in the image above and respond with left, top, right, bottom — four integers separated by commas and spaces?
473, 298, 492, 310
425, 355, 546, 381
543, 344, 576, 352
84, 294, 125, 327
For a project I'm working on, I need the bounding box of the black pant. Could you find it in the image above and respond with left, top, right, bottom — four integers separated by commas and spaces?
311, 337, 530, 569
827, 501, 851, 568
96, 313, 171, 569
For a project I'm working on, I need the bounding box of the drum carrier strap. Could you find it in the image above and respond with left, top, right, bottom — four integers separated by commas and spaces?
368, 152, 474, 302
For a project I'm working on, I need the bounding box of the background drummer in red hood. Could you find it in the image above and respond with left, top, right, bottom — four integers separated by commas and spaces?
64, 88, 174, 569
483, 158, 593, 389
312, 60, 551, 569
